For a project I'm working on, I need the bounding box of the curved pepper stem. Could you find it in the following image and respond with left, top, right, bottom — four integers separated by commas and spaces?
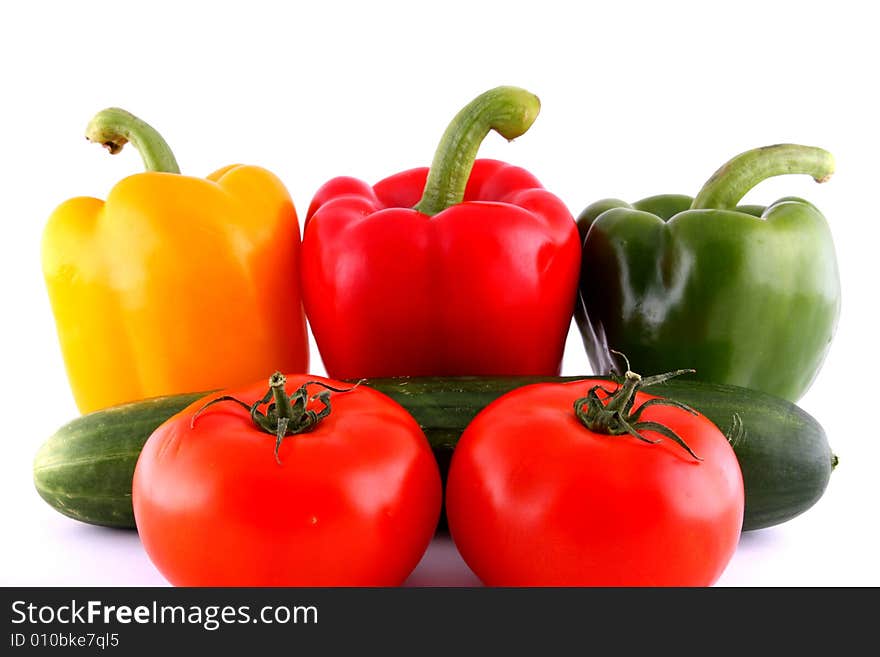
413, 86, 541, 216
690, 144, 834, 211
85, 108, 180, 174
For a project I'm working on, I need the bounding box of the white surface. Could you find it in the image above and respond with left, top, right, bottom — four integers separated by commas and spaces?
1, 0, 878, 587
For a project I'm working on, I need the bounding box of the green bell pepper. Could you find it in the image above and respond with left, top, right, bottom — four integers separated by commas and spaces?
575, 144, 840, 402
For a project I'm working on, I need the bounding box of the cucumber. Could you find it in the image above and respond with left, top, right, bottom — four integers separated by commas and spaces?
33, 392, 208, 528
33, 376, 835, 532
360, 376, 837, 532
652, 378, 837, 531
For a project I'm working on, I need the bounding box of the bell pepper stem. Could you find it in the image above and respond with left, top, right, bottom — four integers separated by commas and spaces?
690, 144, 834, 211
413, 86, 541, 216
85, 108, 180, 174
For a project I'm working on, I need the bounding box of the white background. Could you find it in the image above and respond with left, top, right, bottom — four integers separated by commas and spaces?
1, 0, 877, 587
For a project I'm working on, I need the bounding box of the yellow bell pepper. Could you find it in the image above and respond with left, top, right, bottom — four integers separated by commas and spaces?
42, 108, 309, 413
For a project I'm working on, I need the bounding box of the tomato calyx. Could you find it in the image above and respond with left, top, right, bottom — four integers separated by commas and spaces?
573, 364, 703, 461
191, 372, 363, 464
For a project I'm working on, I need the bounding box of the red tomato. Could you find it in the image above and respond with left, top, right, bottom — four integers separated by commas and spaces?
445, 379, 744, 586
133, 374, 442, 586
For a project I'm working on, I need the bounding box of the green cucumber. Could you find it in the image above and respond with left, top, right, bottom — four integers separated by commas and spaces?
362, 376, 836, 532
33, 376, 835, 532
33, 392, 208, 528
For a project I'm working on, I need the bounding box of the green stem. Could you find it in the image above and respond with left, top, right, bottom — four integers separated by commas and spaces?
413, 86, 540, 216
268, 371, 295, 419
190, 372, 361, 464
85, 107, 180, 173
690, 144, 834, 211
602, 371, 642, 413
573, 366, 702, 460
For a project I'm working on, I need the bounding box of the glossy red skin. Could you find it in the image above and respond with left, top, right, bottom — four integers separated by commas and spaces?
445, 380, 744, 587
302, 159, 581, 379
133, 375, 442, 586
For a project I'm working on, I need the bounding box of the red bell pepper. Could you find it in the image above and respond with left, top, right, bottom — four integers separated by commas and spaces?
302, 87, 581, 379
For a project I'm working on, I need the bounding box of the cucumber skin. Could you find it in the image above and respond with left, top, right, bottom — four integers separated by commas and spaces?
361, 376, 836, 532
33, 377, 834, 532
651, 379, 834, 531
33, 392, 208, 528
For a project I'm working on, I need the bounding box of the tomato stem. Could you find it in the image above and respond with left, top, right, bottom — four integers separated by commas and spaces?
190, 372, 363, 464
573, 365, 703, 460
